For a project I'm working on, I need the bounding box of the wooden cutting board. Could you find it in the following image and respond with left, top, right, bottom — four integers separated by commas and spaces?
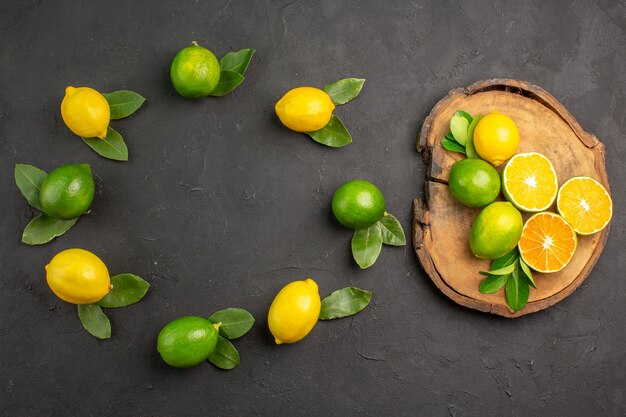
412, 79, 611, 318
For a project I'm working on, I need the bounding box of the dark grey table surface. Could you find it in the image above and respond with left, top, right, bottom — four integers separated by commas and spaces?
1, 1, 625, 416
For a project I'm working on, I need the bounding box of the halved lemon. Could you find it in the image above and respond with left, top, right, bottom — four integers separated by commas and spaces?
557, 176, 612, 235
502, 152, 558, 212
518, 212, 577, 273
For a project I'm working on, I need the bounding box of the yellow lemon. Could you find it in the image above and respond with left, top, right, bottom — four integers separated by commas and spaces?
275, 87, 335, 132
473, 111, 519, 166
61, 86, 110, 139
268, 278, 321, 344
45, 248, 111, 304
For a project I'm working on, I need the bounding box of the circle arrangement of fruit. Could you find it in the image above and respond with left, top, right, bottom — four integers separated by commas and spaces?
414, 79, 612, 318
13, 43, 612, 370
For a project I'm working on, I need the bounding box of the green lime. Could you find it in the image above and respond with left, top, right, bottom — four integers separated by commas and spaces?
39, 164, 95, 220
170, 42, 221, 99
332, 180, 386, 229
157, 316, 219, 368
448, 159, 500, 207
469, 201, 523, 259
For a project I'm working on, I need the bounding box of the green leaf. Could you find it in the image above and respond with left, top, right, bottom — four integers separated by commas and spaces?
14, 164, 47, 211
97, 274, 150, 308
103, 90, 146, 120
379, 213, 406, 246
322, 78, 365, 105
319, 287, 372, 320
479, 261, 517, 276
441, 137, 466, 154
505, 269, 530, 312
306, 115, 352, 147
466, 114, 483, 159
77, 304, 111, 339
207, 336, 240, 370
208, 70, 245, 97
207, 308, 255, 339
219, 49, 255, 75
519, 258, 537, 289
491, 249, 519, 270
479, 274, 510, 294
82, 127, 128, 161
450, 115, 470, 145
351, 222, 383, 269
22, 215, 77, 245
454, 110, 473, 124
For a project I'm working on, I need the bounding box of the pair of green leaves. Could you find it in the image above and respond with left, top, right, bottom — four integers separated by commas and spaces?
441, 110, 483, 158
81, 90, 145, 161
319, 287, 371, 320
305, 78, 365, 148
206, 308, 255, 370
15, 164, 78, 245
351, 213, 406, 269
207, 49, 255, 97
78, 274, 150, 339
479, 248, 536, 311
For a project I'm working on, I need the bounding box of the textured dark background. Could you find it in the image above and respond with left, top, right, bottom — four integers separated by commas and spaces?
1, 1, 625, 416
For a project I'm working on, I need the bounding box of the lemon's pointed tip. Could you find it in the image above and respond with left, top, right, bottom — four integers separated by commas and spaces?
97, 129, 108, 139
274, 337, 284, 345
64, 86, 77, 96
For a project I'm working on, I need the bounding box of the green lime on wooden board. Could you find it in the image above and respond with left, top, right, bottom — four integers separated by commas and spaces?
331, 180, 406, 269
469, 201, 523, 260
448, 159, 500, 208
170, 42, 255, 99
15, 163, 95, 245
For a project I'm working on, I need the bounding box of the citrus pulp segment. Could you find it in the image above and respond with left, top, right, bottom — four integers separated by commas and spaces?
557, 176, 612, 235
502, 152, 558, 212
518, 212, 577, 273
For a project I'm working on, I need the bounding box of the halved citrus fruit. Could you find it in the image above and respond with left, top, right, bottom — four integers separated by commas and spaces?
557, 176, 612, 235
502, 152, 558, 212
518, 212, 577, 273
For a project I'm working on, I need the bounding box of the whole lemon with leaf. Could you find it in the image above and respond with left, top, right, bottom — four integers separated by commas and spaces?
45, 248, 111, 304
61, 86, 110, 139
473, 111, 519, 166
268, 278, 321, 344
275, 87, 335, 132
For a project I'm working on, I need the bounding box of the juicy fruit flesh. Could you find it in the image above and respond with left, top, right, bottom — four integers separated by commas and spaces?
448, 158, 500, 208
557, 177, 612, 235
268, 279, 321, 345
39, 164, 95, 220
519, 212, 577, 273
502, 152, 558, 212
332, 180, 386, 229
275, 87, 335, 132
470, 201, 523, 259
170, 44, 221, 99
157, 316, 219, 368
61, 86, 110, 139
473, 111, 519, 166
45, 248, 111, 304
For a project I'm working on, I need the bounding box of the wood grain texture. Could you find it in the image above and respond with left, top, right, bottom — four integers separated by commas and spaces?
413, 79, 611, 318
